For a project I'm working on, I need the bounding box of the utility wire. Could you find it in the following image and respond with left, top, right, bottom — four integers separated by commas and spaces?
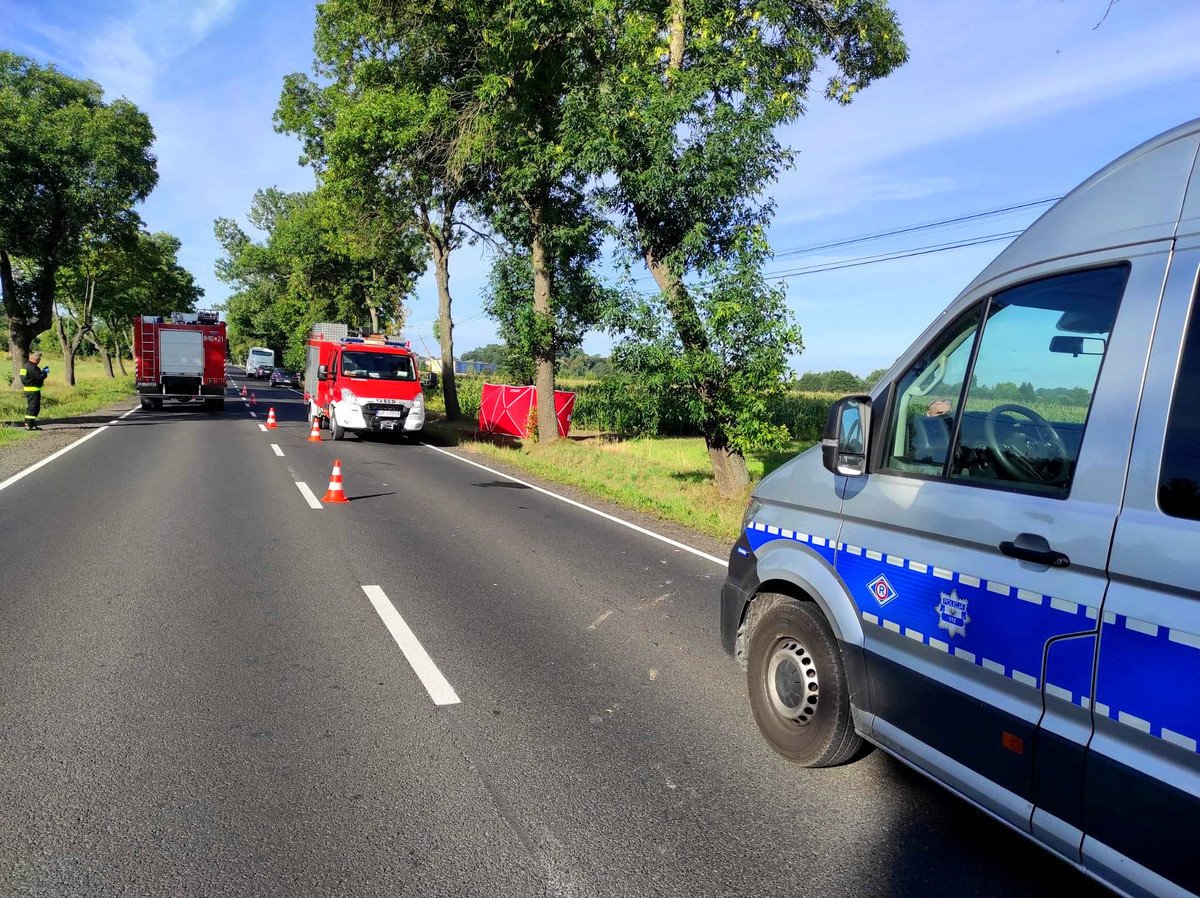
772, 197, 1060, 259
764, 230, 1024, 278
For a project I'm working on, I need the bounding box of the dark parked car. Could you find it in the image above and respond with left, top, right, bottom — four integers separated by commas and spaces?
270, 368, 300, 388
254, 364, 273, 379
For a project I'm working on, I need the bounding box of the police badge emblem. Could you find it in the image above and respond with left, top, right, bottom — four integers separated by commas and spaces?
936, 588, 970, 638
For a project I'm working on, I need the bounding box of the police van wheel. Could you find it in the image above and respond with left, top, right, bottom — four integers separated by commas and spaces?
747, 595, 862, 767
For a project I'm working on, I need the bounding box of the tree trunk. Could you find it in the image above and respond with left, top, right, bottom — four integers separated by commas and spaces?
2, 249, 57, 387
115, 328, 130, 374
86, 332, 115, 377
54, 310, 77, 386
529, 201, 558, 444
667, 0, 686, 70
429, 239, 460, 421
642, 239, 751, 498
2, 250, 28, 388
8, 331, 29, 390
367, 305, 380, 334
706, 437, 751, 498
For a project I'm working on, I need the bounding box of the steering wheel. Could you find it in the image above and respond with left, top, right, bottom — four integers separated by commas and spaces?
983, 403, 1070, 485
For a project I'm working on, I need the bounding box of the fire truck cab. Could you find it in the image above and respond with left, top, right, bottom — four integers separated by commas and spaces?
305, 324, 425, 440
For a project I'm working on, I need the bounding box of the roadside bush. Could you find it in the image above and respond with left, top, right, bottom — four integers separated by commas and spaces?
443, 373, 840, 446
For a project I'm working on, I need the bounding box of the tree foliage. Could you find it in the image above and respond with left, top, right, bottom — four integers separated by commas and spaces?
575, 0, 907, 494
0, 51, 158, 383
215, 187, 424, 370
276, 0, 488, 419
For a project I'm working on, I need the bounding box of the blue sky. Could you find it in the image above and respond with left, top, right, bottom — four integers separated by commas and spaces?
5, 0, 1200, 376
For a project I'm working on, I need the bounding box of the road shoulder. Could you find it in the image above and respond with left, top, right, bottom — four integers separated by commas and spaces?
422, 438, 734, 564
0, 398, 140, 486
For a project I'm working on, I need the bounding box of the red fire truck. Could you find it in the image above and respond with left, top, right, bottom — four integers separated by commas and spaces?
304, 323, 425, 440
134, 311, 227, 412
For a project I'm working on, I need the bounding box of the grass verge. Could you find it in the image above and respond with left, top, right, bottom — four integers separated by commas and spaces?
0, 355, 135, 449
424, 418, 814, 544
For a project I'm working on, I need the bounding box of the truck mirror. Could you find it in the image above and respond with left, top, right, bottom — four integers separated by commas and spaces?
821, 395, 871, 477
318, 365, 328, 380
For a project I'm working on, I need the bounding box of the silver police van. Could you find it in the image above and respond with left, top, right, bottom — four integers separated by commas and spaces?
722, 119, 1200, 898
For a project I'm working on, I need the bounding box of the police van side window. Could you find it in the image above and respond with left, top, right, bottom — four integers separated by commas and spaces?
1160, 285, 1200, 521
883, 308, 982, 474
948, 264, 1128, 496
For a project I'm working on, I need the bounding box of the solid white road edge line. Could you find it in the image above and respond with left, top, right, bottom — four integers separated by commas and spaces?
108, 406, 140, 424
271, 444, 284, 457
295, 481, 323, 509
0, 405, 140, 496
361, 585, 461, 706
422, 443, 727, 568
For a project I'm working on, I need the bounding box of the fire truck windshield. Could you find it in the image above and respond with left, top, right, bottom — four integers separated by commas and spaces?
341, 351, 416, 381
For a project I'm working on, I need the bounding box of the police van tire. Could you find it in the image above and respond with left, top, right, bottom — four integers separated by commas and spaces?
746, 594, 862, 767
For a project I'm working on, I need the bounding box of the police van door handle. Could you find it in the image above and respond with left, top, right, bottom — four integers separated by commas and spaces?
999, 533, 1070, 568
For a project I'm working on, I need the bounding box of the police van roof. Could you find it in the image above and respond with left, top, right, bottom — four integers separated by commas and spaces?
961, 117, 1200, 299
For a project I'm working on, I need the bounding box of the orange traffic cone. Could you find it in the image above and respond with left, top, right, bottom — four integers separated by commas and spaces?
321, 459, 350, 503
307, 416, 322, 442
266, 407, 278, 429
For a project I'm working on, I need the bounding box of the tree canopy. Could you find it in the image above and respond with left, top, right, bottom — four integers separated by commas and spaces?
0, 51, 158, 382
215, 186, 424, 369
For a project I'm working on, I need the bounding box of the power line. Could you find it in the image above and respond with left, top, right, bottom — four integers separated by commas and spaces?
771, 197, 1060, 259
764, 230, 1023, 279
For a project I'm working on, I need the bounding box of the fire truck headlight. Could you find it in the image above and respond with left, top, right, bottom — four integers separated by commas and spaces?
340, 388, 358, 404
413, 392, 424, 411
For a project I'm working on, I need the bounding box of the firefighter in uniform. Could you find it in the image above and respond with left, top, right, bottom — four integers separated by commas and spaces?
20, 350, 48, 430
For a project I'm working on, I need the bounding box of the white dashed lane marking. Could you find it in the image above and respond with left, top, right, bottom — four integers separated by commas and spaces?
295, 482, 323, 509
361, 585, 460, 706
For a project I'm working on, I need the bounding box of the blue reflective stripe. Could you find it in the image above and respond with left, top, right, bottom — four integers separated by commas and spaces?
1096, 616, 1199, 751
744, 523, 1200, 755
745, 521, 835, 565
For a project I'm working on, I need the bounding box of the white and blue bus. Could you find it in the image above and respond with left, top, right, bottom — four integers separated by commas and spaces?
244, 346, 275, 377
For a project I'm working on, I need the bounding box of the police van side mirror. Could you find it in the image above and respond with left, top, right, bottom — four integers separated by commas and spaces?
822, 395, 871, 477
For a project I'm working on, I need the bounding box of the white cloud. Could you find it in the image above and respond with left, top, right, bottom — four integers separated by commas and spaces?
189, 0, 239, 39
11, 0, 243, 103
776, 0, 1200, 224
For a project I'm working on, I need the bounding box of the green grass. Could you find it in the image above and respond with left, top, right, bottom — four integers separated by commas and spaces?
425, 419, 813, 543
0, 354, 135, 447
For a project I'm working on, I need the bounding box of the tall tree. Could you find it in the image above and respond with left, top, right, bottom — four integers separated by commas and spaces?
484, 202, 612, 391
0, 52, 157, 385
97, 231, 203, 375
580, 0, 906, 494
215, 187, 421, 370
276, 0, 487, 420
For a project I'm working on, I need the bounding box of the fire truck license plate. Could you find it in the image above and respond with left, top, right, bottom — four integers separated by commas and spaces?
376, 410, 404, 418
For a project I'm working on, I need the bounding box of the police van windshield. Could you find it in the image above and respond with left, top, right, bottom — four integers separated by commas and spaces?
341, 351, 416, 381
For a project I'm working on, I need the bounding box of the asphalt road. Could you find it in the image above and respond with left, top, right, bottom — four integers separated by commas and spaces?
0, 371, 1109, 896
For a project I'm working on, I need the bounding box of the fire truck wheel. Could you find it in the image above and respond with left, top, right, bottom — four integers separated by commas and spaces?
329, 408, 345, 441
139, 397, 152, 410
